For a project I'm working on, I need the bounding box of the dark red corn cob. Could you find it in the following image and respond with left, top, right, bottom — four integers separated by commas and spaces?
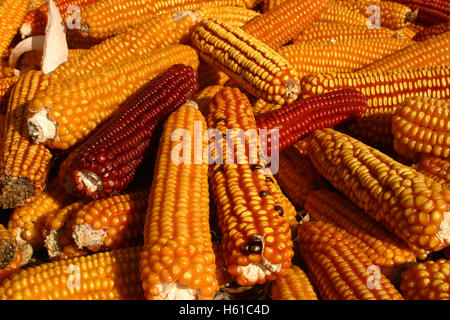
391, 0, 450, 26
60, 64, 198, 199
256, 89, 367, 155
413, 21, 450, 41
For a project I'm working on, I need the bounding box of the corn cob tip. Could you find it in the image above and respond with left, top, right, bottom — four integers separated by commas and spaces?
28, 109, 57, 144
0, 239, 15, 269
13, 232, 33, 266
153, 281, 204, 300
66, 169, 104, 199
20, 23, 32, 39
284, 79, 300, 103
0, 173, 35, 209
173, 10, 198, 23
184, 100, 199, 109
72, 224, 107, 249
43, 229, 62, 259
406, 9, 419, 23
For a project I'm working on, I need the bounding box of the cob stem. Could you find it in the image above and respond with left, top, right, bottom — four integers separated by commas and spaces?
0, 174, 35, 209
27, 109, 57, 144
72, 224, 107, 249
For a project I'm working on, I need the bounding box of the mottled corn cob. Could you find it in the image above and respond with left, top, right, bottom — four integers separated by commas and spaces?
0, 0, 29, 57
413, 21, 450, 41
207, 87, 294, 286
297, 220, 404, 300
418, 156, 450, 189
271, 265, 318, 300
0, 224, 22, 283
140, 103, 218, 300
307, 128, 450, 253
305, 190, 417, 275
400, 259, 450, 300
0, 247, 144, 299
195, 85, 225, 117
241, 0, 331, 48
61, 64, 198, 199
28, 44, 199, 150
318, 1, 367, 26
392, 96, 450, 161
390, 0, 450, 26
0, 71, 52, 209
191, 19, 300, 105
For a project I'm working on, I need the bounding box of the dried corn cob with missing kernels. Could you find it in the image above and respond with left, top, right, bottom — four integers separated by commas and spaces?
191, 19, 300, 106
307, 128, 450, 253
0, 224, 22, 283
305, 190, 417, 275
28, 44, 199, 150
140, 102, 218, 300
208, 87, 294, 286
413, 21, 450, 41
241, 0, 331, 49
318, 1, 367, 26
195, 85, 225, 117
0, 0, 29, 57
400, 259, 450, 300
297, 220, 404, 300
417, 156, 450, 189
390, 0, 450, 26
271, 265, 318, 300
0, 71, 53, 209
392, 96, 450, 162
0, 246, 145, 299
61, 64, 198, 199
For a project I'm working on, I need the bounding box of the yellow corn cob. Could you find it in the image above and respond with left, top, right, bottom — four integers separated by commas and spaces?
207, 87, 294, 286
195, 85, 225, 117
241, 0, 331, 48
359, 32, 450, 72
400, 259, 450, 300
28, 0, 47, 11
0, 0, 29, 57
191, 19, 300, 105
278, 38, 412, 79
140, 102, 218, 300
270, 265, 318, 300
252, 99, 281, 116
0, 71, 53, 209
379, 1, 418, 30
28, 44, 199, 150
297, 220, 404, 300
394, 26, 420, 40
392, 96, 450, 161
0, 246, 145, 300
0, 224, 22, 283
318, 1, 367, 26
307, 128, 450, 253
196, 63, 230, 91
196, 6, 261, 27
417, 156, 450, 189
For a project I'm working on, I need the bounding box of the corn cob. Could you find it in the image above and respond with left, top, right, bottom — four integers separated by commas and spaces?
400, 259, 450, 300
379, 1, 418, 30
413, 21, 450, 41
256, 89, 368, 154
389, 0, 450, 26
0, 224, 22, 283
261, 0, 285, 12
392, 96, 450, 162
359, 32, 450, 72
140, 102, 218, 300
305, 190, 417, 276
20, 0, 100, 38
0, 61, 14, 78
197, 63, 230, 91
0, 0, 29, 57
0, 71, 53, 209
191, 19, 300, 106
394, 26, 419, 40
270, 265, 318, 300
307, 128, 450, 253
252, 99, 281, 117
195, 85, 225, 117
417, 156, 450, 189
241, 0, 331, 49
28, 44, 199, 150
196, 6, 261, 27
279, 38, 412, 79
318, 1, 367, 26
0, 246, 144, 299
29, 0, 47, 11
293, 138, 310, 156
207, 87, 294, 286
297, 220, 404, 300
79, 0, 254, 38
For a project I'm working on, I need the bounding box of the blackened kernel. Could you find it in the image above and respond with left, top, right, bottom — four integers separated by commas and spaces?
249, 244, 262, 254
274, 205, 284, 216
215, 118, 226, 124
265, 176, 274, 183
251, 164, 263, 171
259, 190, 271, 197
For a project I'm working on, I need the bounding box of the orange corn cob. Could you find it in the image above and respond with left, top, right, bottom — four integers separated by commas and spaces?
140, 103, 218, 300
359, 32, 450, 72
191, 19, 300, 105
413, 21, 450, 41
0, 224, 22, 283
261, 0, 285, 12
270, 265, 318, 300
307, 128, 450, 253
0, 71, 53, 209
28, 0, 47, 11
305, 190, 417, 275
207, 87, 294, 286
394, 26, 420, 40
417, 156, 450, 189
297, 220, 404, 300
28, 44, 199, 150
195, 85, 225, 117
241, 0, 331, 48
318, 1, 367, 26
252, 99, 281, 116
0, 0, 29, 57
196, 63, 230, 91
0, 246, 145, 299
392, 96, 450, 162
196, 6, 261, 27
400, 259, 450, 300
292, 138, 310, 156
389, 0, 450, 26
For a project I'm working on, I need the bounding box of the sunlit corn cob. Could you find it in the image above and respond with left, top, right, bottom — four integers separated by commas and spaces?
378, 1, 418, 30
359, 32, 450, 72
20, 0, 100, 38
212, 242, 233, 288
307, 128, 450, 253
275, 147, 327, 209
394, 26, 420, 40
305, 190, 417, 275
297, 220, 404, 300
0, 77, 19, 109
252, 99, 281, 116
390, 0, 450, 26
271, 265, 318, 300
28, 44, 199, 150
417, 156, 450, 189
413, 21, 450, 41
0, 246, 144, 299
28, 0, 47, 11
61, 64, 198, 199
207, 87, 294, 286
392, 96, 450, 161
241, 0, 331, 48
279, 38, 412, 79
191, 19, 300, 105
79, 0, 253, 38
196, 6, 261, 27
195, 85, 225, 117
0, 224, 22, 283
140, 102, 218, 300
400, 259, 450, 300
256, 89, 368, 153
0, 71, 52, 209
0, 0, 29, 57
261, 0, 284, 12
318, 1, 367, 26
